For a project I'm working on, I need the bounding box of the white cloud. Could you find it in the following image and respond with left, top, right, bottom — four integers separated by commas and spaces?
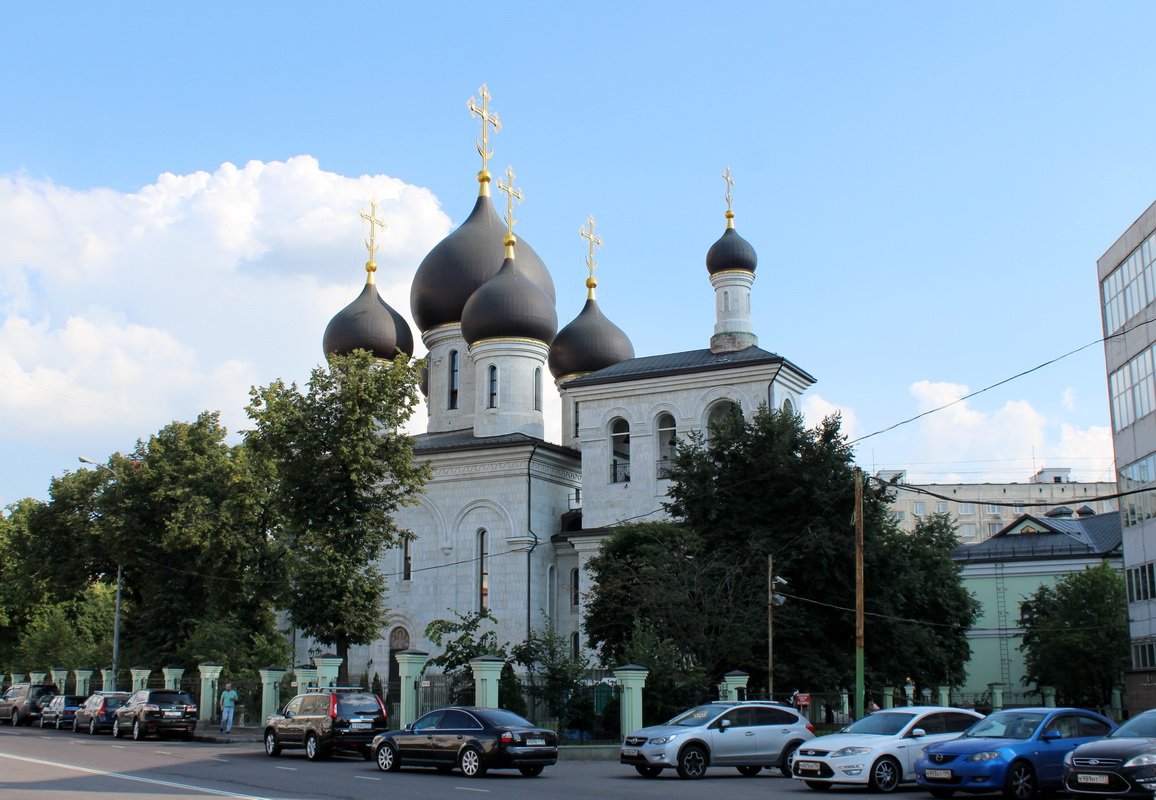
1062, 387, 1077, 411
0, 158, 452, 504
802, 393, 859, 439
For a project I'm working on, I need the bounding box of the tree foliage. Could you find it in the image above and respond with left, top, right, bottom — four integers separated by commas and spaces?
1018, 562, 1128, 708
425, 609, 507, 704
246, 350, 429, 676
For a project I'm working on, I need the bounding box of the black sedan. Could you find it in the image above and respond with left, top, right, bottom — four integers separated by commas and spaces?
371, 707, 558, 777
1065, 709, 1156, 797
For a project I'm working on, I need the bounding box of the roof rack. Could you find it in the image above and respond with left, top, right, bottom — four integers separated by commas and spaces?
303, 686, 365, 692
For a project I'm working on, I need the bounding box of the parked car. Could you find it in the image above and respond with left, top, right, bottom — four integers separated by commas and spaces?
1063, 707, 1156, 797
73, 692, 129, 735
0, 683, 58, 726
915, 707, 1116, 800
39, 695, 85, 729
371, 706, 558, 777
263, 688, 389, 760
792, 705, 985, 792
620, 699, 815, 780
112, 689, 198, 741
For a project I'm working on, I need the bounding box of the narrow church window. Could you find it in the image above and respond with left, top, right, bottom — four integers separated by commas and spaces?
448, 350, 460, 410
723, 289, 731, 312
782, 397, 794, 414
573, 401, 580, 438
656, 412, 677, 479
387, 626, 411, 704
570, 631, 580, 660
487, 365, 499, 408
610, 418, 631, 482
478, 530, 490, 612
534, 368, 542, 411
570, 567, 580, 608
402, 537, 412, 581
546, 565, 556, 619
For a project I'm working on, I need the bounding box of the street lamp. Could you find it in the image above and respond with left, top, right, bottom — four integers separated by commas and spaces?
78, 456, 123, 692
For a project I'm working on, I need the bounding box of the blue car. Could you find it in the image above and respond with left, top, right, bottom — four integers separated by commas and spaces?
915, 707, 1115, 800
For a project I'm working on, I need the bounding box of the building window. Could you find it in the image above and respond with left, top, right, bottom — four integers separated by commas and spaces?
986, 504, 1001, 515
571, 631, 580, 661
402, 538, 412, 582
573, 401, 580, 438
1013, 503, 1025, 514
893, 510, 906, 522
448, 350, 459, 410
570, 567, 580, 608
987, 522, 1002, 538
487, 365, 498, 409
533, 368, 542, 411
960, 523, 977, 540
478, 530, 489, 612
707, 400, 741, 439
913, 502, 926, 517
610, 418, 630, 482
1109, 345, 1156, 431
936, 502, 948, 514
1102, 229, 1156, 336
656, 412, 677, 479
1121, 452, 1156, 528
546, 565, 556, 620
782, 397, 794, 414
959, 503, 976, 515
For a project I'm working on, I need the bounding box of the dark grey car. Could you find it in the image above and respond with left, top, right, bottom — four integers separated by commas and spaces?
0, 683, 57, 726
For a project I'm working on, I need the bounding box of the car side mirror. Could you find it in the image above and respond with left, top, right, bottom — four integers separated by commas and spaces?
283, 710, 293, 719
719, 718, 732, 730
404, 723, 414, 732
910, 728, 926, 738
1043, 729, 1062, 740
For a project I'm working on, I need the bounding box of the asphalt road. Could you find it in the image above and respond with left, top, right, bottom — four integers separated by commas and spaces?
0, 723, 830, 800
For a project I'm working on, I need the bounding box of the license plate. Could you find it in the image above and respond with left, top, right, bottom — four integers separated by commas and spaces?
527, 737, 545, 746
1078, 774, 1110, 785
796, 761, 822, 772
622, 747, 638, 756
350, 720, 370, 729
925, 769, 953, 779
163, 711, 181, 717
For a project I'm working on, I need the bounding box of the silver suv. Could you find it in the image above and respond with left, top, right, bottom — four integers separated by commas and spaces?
620, 700, 815, 779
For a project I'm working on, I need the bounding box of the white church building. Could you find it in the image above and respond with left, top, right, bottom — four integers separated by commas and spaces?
309, 98, 814, 689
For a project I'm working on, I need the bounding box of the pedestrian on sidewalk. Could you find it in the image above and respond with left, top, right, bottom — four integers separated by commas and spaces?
219, 682, 239, 734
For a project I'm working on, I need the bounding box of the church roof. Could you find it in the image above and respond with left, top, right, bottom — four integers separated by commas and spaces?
411, 428, 578, 459
562, 345, 816, 388
951, 510, 1121, 563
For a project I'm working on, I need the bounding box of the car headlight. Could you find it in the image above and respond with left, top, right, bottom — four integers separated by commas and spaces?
1064, 751, 1074, 766
965, 751, 1002, 763
649, 734, 679, 745
831, 746, 873, 758
1125, 753, 1156, 768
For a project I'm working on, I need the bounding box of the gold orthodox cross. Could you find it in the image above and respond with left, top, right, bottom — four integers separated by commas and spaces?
468, 84, 501, 175
360, 198, 386, 265
497, 165, 522, 237
579, 215, 602, 281
722, 166, 735, 213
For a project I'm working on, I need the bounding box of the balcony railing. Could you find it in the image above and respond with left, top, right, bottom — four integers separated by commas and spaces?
611, 461, 631, 483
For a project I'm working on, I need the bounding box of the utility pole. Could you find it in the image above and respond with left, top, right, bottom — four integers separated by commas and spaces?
855, 467, 865, 719
768, 553, 774, 697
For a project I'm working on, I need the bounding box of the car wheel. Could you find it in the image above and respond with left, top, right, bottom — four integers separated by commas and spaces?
11, 712, 18, 727
263, 730, 281, 757
738, 765, 763, 776
305, 733, 325, 761
806, 780, 833, 791
111, 719, 121, 738
375, 742, 399, 772
930, 790, 956, 798
635, 765, 663, 778
55, 719, 61, 731
132, 720, 144, 741
781, 740, 802, 777
459, 746, 487, 778
72, 718, 79, 733
676, 745, 709, 780
1004, 762, 1037, 800
88, 718, 97, 735
38, 716, 45, 729
868, 756, 901, 793
519, 765, 544, 777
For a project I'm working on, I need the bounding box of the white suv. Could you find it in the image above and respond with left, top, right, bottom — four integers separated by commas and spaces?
620, 700, 815, 779
792, 705, 984, 792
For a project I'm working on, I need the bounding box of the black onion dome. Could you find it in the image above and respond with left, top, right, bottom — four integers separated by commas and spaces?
323, 281, 414, 359
549, 297, 635, 379
461, 255, 558, 346
411, 195, 555, 332
706, 225, 757, 275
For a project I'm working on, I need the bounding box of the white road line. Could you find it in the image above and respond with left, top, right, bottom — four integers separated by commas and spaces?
455, 788, 491, 793
213, 756, 231, 762
0, 751, 283, 799
273, 765, 297, 771
354, 775, 381, 781
155, 749, 173, 755
112, 744, 126, 749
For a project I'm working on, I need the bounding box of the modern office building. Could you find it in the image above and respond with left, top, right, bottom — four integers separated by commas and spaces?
1099, 200, 1156, 711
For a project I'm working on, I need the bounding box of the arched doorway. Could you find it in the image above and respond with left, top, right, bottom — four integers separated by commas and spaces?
387, 626, 411, 704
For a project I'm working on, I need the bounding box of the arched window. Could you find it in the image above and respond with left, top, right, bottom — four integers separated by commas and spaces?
782, 397, 795, 414
387, 626, 411, 704
448, 350, 459, 410
707, 400, 741, 439
570, 631, 580, 660
487, 365, 499, 409
656, 412, 677, 479
534, 368, 542, 411
723, 289, 731, 311
570, 567, 580, 608
546, 565, 556, 620
478, 530, 489, 612
610, 418, 630, 482
402, 537, 412, 581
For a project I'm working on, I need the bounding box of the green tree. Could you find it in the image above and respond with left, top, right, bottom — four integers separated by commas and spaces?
246, 350, 428, 680
511, 618, 589, 725
1018, 562, 1128, 708
425, 609, 507, 704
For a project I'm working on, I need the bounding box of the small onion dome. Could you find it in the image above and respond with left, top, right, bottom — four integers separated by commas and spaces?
549, 296, 634, 379
706, 217, 758, 275
323, 281, 414, 359
411, 195, 555, 332
461, 249, 557, 346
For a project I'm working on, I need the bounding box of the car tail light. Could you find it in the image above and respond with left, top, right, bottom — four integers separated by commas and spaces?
187, 705, 197, 714
500, 731, 514, 744
806, 723, 816, 734
329, 695, 338, 720
142, 704, 159, 712
375, 695, 387, 720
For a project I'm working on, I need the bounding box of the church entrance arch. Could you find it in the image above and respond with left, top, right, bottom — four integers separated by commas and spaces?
387, 626, 411, 704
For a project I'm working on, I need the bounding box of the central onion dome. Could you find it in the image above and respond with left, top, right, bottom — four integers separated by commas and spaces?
549, 287, 634, 379
461, 237, 557, 345
706, 211, 758, 274
410, 195, 555, 332
323, 278, 414, 360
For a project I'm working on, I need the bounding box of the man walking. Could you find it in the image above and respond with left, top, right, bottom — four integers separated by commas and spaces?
219, 682, 239, 734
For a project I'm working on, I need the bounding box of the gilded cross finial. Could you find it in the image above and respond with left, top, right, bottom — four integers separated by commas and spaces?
360, 198, 387, 278
467, 84, 501, 188
496, 165, 522, 246
722, 166, 736, 228
579, 215, 602, 299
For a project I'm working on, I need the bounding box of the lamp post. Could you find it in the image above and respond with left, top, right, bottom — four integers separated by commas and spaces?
79, 457, 123, 692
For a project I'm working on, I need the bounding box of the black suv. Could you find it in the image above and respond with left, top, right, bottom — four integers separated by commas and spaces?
0, 683, 57, 726
113, 689, 198, 740
263, 688, 389, 761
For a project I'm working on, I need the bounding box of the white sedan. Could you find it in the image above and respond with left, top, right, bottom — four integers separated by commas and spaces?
792, 706, 984, 793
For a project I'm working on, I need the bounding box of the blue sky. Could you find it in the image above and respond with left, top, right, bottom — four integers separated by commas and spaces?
2, 1, 1153, 506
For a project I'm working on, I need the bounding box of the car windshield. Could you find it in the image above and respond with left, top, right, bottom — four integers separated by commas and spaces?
1111, 714, 1156, 738
151, 692, 193, 705
840, 712, 915, 736
482, 709, 536, 728
963, 712, 1044, 739
103, 697, 126, 710
336, 693, 381, 716
667, 705, 728, 727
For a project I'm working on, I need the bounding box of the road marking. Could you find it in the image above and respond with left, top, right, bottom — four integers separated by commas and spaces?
455, 788, 491, 793
155, 750, 173, 755
213, 756, 230, 762
112, 744, 126, 749
274, 765, 297, 771
354, 775, 381, 781
0, 751, 281, 799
